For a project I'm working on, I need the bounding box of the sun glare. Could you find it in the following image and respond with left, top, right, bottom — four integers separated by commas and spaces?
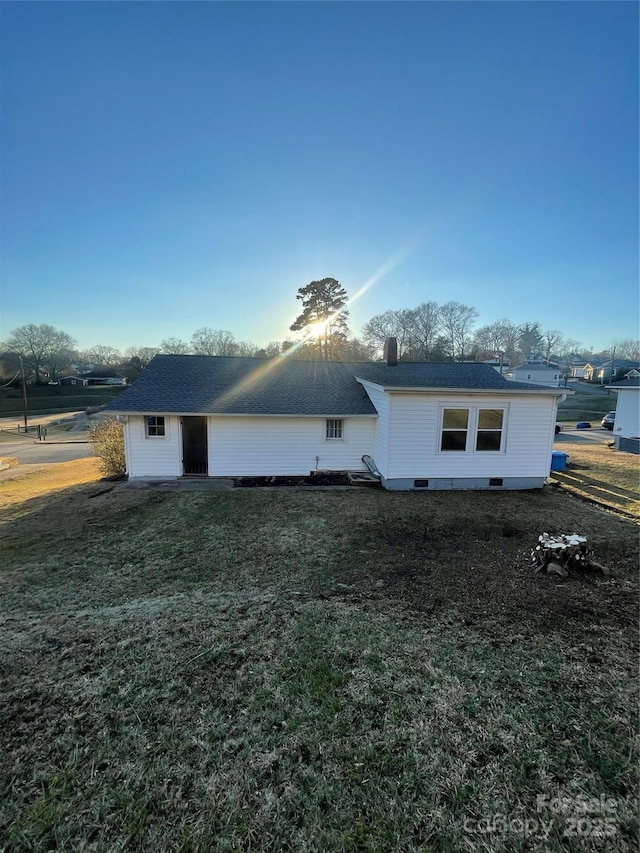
305, 320, 329, 338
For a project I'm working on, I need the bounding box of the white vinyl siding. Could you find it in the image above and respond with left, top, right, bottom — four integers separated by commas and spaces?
613, 389, 640, 439
508, 367, 561, 387
386, 393, 557, 480
357, 380, 390, 477
207, 416, 375, 476
125, 416, 182, 479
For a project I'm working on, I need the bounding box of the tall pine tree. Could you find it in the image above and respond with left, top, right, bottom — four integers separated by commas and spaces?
290, 278, 350, 360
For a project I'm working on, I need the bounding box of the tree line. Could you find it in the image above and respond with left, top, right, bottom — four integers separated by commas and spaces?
1, 278, 638, 384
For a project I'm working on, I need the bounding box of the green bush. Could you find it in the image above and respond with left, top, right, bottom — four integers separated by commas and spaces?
88, 418, 126, 477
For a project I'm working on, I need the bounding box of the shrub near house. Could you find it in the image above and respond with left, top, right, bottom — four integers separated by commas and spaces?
88, 419, 125, 477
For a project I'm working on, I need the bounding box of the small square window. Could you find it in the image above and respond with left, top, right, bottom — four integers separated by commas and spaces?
326, 419, 343, 440
146, 416, 165, 437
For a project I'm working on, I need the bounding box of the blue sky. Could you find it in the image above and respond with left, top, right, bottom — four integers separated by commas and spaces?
1, 1, 638, 353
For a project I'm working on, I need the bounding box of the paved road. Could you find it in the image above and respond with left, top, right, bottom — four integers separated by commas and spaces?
555, 428, 614, 446
0, 439, 94, 465
0, 411, 85, 428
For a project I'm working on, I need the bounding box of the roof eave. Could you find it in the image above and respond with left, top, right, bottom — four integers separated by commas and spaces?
105, 409, 378, 417
378, 386, 572, 395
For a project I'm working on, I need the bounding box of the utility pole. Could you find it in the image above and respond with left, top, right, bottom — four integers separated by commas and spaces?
20, 356, 28, 431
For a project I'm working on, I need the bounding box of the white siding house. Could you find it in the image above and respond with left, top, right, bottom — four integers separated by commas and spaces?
505, 364, 561, 387
606, 377, 640, 453
356, 384, 560, 489
109, 352, 569, 490
123, 415, 376, 479
207, 416, 375, 476
124, 415, 183, 480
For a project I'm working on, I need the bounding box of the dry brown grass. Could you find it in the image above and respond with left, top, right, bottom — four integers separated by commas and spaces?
554, 442, 640, 516
0, 458, 102, 511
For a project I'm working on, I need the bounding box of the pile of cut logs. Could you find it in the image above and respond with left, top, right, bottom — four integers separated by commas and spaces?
531, 533, 610, 577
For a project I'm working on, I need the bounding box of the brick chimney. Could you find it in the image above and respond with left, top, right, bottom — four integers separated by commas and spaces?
383, 337, 398, 366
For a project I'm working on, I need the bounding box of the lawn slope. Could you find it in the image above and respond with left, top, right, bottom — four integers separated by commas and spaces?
1, 484, 638, 851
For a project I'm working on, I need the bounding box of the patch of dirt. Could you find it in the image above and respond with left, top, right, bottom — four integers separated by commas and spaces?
235, 472, 352, 487
334, 512, 639, 647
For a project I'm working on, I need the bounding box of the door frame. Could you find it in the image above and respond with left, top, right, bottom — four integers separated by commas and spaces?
180, 415, 209, 476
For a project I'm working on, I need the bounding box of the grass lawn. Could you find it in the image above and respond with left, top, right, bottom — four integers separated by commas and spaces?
0, 386, 125, 419
555, 443, 640, 516
557, 391, 616, 425
0, 459, 102, 511
1, 470, 638, 851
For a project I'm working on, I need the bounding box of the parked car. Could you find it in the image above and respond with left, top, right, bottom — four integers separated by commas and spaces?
601, 411, 616, 430
555, 422, 563, 434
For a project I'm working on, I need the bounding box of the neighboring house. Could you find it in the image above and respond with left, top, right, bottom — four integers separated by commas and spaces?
504, 364, 562, 387
563, 354, 591, 379
605, 376, 640, 453
106, 347, 570, 490
59, 376, 89, 387
482, 358, 510, 374
82, 370, 127, 386
584, 359, 640, 383
570, 363, 590, 379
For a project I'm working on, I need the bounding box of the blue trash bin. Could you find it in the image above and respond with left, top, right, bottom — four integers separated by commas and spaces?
550, 451, 569, 472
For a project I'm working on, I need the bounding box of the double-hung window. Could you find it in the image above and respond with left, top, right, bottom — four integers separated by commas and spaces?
440, 409, 469, 451
440, 407, 505, 452
475, 409, 504, 451
326, 419, 344, 440
145, 416, 165, 437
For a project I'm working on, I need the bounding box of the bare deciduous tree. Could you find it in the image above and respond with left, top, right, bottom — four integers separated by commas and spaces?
6, 323, 77, 382
190, 328, 238, 356
473, 319, 519, 363
159, 338, 192, 355
81, 345, 123, 367
610, 339, 640, 361
438, 302, 478, 361
234, 340, 259, 357
361, 310, 413, 359
541, 329, 563, 365
408, 301, 441, 360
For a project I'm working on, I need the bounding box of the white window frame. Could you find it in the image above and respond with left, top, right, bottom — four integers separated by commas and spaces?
438, 406, 507, 454
145, 415, 166, 438
439, 408, 469, 452
325, 418, 344, 441
475, 407, 506, 452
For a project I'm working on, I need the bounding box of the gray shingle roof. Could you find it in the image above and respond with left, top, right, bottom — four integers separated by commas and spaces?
607, 377, 640, 389
106, 355, 562, 416
353, 361, 550, 390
